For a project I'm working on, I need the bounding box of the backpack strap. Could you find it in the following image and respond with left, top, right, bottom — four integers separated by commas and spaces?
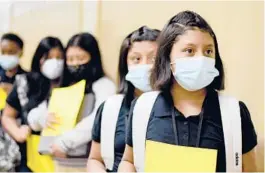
132, 91, 160, 172
101, 94, 125, 170
218, 93, 242, 172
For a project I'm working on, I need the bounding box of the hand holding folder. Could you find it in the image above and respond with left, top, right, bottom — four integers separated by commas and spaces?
38, 80, 86, 155
42, 80, 86, 136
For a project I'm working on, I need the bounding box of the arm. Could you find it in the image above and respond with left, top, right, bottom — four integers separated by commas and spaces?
118, 145, 136, 172
242, 148, 257, 172
87, 103, 106, 172
54, 78, 116, 153
240, 101, 258, 172
27, 100, 48, 131
1, 103, 20, 140
2, 103, 31, 143
118, 100, 137, 172
87, 141, 106, 172
2, 84, 31, 143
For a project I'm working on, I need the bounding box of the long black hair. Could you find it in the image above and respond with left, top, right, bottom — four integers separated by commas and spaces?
61, 33, 104, 93
24, 36, 64, 113
118, 26, 160, 106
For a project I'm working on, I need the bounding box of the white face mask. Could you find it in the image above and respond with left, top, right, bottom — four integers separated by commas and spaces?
41, 58, 64, 80
0, 54, 19, 70
125, 64, 152, 92
171, 56, 219, 91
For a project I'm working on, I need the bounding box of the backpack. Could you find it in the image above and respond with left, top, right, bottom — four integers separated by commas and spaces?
132, 91, 242, 172
0, 120, 21, 172
101, 94, 125, 170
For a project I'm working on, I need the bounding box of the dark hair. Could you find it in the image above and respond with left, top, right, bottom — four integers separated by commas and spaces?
1, 33, 24, 49
24, 37, 64, 113
151, 10, 224, 91
118, 26, 160, 104
31, 36, 64, 73
61, 32, 104, 89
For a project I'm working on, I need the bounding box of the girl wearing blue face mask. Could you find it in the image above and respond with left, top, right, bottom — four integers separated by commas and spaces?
119, 11, 257, 172
0, 33, 26, 94
87, 26, 160, 172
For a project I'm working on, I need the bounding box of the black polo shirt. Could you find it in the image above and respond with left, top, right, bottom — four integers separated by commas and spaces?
126, 90, 257, 172
0, 66, 26, 84
92, 97, 130, 172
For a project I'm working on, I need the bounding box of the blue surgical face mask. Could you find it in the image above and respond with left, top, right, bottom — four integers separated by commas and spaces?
0, 54, 19, 70
171, 56, 219, 91
125, 64, 152, 92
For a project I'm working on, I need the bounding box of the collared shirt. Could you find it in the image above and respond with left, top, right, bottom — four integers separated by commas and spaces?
0, 66, 26, 84
126, 90, 257, 172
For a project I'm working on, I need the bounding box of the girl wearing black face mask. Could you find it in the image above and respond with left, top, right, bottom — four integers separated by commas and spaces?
48, 33, 116, 171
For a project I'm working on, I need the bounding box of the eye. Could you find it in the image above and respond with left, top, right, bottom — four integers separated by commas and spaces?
205, 49, 213, 55
132, 57, 141, 63
184, 48, 194, 55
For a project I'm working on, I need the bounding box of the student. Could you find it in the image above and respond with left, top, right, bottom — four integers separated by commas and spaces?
1, 36, 64, 172
119, 11, 257, 172
0, 33, 26, 94
48, 33, 116, 170
87, 26, 160, 172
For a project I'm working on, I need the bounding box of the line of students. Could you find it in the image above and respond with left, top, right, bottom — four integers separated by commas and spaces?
0, 10, 257, 172
87, 11, 257, 172
0, 33, 115, 171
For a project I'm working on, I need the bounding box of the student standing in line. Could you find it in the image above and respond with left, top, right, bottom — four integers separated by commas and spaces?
87, 26, 160, 172
0, 33, 26, 94
47, 33, 116, 171
119, 11, 257, 172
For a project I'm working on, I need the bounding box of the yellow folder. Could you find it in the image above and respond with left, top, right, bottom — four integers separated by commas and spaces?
27, 135, 55, 172
42, 80, 86, 136
145, 140, 217, 172
0, 87, 7, 110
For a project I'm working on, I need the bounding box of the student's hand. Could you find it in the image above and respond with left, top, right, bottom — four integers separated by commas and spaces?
50, 143, 67, 158
0, 83, 13, 94
46, 112, 60, 130
16, 125, 31, 143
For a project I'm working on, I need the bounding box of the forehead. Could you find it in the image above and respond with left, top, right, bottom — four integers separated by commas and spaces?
48, 47, 63, 56
128, 41, 157, 55
174, 29, 214, 47
1, 39, 21, 50
66, 46, 89, 56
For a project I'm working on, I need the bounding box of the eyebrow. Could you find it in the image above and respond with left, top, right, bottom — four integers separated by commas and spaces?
205, 44, 214, 47
183, 43, 214, 47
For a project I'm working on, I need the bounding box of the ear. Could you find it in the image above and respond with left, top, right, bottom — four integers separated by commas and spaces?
39, 56, 46, 67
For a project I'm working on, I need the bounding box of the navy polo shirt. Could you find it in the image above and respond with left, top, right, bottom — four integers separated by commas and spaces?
0, 66, 26, 84
92, 97, 131, 172
126, 90, 257, 172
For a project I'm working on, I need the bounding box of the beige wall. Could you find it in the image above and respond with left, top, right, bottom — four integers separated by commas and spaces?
9, 1, 83, 71
98, 1, 264, 171
5, 0, 264, 171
